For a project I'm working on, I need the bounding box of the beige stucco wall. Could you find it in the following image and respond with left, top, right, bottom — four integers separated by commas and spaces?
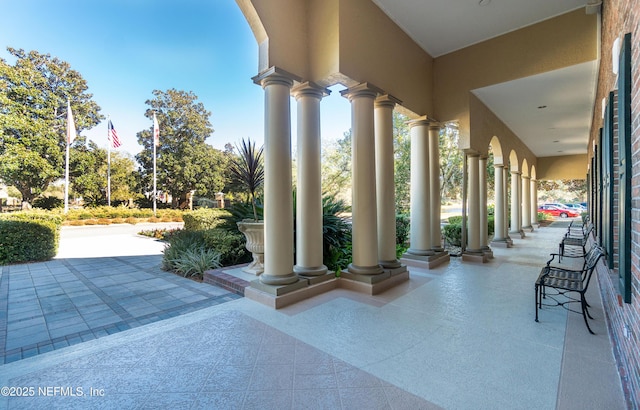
469, 94, 536, 171
434, 9, 598, 151
537, 154, 588, 180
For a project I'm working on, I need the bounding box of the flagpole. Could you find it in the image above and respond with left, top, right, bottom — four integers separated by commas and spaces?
153, 137, 157, 216
107, 116, 111, 207
152, 112, 158, 217
64, 98, 74, 214
64, 139, 70, 214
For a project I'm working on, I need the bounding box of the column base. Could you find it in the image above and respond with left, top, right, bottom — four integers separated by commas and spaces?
245, 277, 337, 309
481, 246, 494, 259
522, 225, 534, 233
339, 268, 409, 295
379, 259, 402, 269
405, 248, 435, 256
532, 222, 540, 230
510, 230, 526, 239
259, 272, 299, 286
461, 249, 489, 263
346, 263, 384, 275
490, 239, 513, 248
294, 264, 328, 277
400, 250, 450, 269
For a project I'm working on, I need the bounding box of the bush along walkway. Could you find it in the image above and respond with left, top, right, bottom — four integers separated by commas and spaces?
0, 254, 240, 364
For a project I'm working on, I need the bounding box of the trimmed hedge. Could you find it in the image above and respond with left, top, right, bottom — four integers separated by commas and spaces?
0, 211, 62, 265
182, 208, 235, 231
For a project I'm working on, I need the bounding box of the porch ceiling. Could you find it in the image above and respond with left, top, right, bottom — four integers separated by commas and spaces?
372, 0, 599, 159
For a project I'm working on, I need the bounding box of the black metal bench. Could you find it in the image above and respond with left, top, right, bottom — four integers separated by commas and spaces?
535, 245, 605, 334
559, 221, 594, 261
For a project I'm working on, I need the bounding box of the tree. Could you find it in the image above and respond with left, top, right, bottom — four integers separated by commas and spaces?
135, 89, 224, 208
439, 123, 464, 201
321, 130, 352, 202
229, 138, 264, 221
393, 112, 411, 213
70, 141, 139, 206
0, 48, 102, 203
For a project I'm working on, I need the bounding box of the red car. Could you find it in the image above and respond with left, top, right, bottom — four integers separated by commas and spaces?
537, 204, 580, 218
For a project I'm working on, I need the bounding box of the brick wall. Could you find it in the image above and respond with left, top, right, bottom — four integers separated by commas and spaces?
590, 0, 640, 407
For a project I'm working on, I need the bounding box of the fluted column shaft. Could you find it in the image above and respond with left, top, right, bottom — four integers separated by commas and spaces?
407, 119, 433, 255
467, 154, 481, 252
510, 171, 522, 234
522, 175, 531, 229
342, 84, 383, 274
254, 70, 297, 285
375, 95, 401, 268
429, 124, 443, 251
479, 157, 489, 248
493, 165, 505, 241
293, 83, 328, 276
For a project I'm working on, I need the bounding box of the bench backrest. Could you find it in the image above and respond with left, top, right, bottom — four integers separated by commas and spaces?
583, 245, 605, 289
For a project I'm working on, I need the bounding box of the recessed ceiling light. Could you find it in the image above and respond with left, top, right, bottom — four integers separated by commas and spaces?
552, 140, 559, 143
479, 0, 491, 5
537, 105, 547, 109
557, 150, 564, 153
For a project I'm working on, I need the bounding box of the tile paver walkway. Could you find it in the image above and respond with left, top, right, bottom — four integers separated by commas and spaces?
0, 225, 240, 364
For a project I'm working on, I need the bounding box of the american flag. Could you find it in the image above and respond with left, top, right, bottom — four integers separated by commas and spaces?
108, 120, 122, 149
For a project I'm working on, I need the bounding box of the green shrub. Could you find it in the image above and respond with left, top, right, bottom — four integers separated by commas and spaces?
396, 214, 410, 246
442, 222, 462, 246
487, 215, 495, 236
168, 247, 221, 278
448, 215, 463, 224
182, 208, 235, 231
202, 228, 250, 266
0, 212, 61, 265
33, 196, 63, 210
162, 230, 222, 277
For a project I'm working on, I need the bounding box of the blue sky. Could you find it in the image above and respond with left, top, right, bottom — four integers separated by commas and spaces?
0, 0, 351, 156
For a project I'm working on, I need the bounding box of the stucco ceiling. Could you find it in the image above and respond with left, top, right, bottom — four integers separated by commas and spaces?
372, 0, 599, 159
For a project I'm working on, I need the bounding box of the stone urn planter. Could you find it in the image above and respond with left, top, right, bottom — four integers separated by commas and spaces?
237, 220, 264, 275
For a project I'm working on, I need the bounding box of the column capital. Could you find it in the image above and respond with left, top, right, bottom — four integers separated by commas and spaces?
340, 82, 382, 101
408, 115, 433, 129
252, 66, 301, 88
291, 81, 330, 100
511, 170, 521, 175
429, 122, 442, 131
522, 174, 531, 180
493, 163, 504, 169
374, 94, 402, 108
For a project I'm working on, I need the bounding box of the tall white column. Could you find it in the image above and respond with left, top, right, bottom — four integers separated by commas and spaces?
503, 167, 511, 242
531, 178, 538, 227
479, 156, 488, 249
429, 124, 444, 251
341, 84, 383, 275
293, 82, 328, 276
493, 164, 505, 242
254, 68, 298, 286
375, 95, 402, 268
521, 175, 532, 230
466, 153, 481, 252
510, 170, 521, 235
406, 118, 433, 256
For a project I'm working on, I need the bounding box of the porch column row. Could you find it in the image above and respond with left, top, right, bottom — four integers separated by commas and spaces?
293, 82, 328, 277
530, 178, 538, 227
375, 95, 402, 269
522, 175, 532, 231
510, 170, 523, 237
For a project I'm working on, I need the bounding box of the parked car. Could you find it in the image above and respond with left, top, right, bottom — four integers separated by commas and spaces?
564, 203, 587, 212
538, 204, 581, 218
543, 203, 572, 210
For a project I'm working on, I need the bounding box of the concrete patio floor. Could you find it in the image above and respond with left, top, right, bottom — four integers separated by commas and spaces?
0, 223, 627, 409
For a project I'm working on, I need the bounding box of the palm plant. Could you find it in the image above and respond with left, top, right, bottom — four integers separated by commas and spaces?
229, 138, 264, 221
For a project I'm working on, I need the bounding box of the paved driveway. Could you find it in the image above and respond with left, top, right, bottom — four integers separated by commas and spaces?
0, 223, 240, 364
